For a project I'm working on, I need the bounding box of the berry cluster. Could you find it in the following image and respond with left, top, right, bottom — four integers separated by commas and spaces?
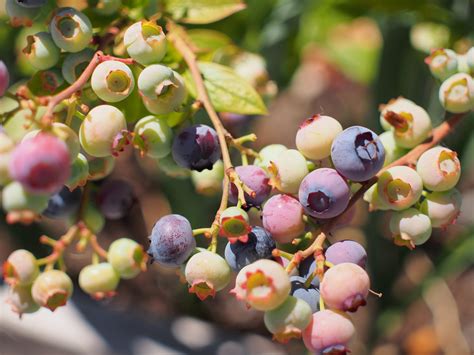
0, 1, 471, 352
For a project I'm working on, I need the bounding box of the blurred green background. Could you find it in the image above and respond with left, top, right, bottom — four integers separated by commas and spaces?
1, 0, 473, 354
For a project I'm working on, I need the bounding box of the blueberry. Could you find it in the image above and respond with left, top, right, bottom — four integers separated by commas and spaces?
228, 165, 271, 207
147, 214, 196, 267
331, 126, 385, 182
224, 226, 275, 271
43, 186, 82, 219
290, 275, 320, 313
298, 258, 319, 287
172, 124, 221, 171
96, 179, 135, 220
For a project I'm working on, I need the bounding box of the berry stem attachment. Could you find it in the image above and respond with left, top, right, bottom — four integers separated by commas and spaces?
192, 228, 211, 237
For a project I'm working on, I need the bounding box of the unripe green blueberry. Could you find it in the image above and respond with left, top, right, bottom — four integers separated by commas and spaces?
7, 284, 40, 316
191, 160, 224, 196
23, 122, 80, 160
138, 65, 186, 114
62, 48, 95, 84
416, 146, 461, 191
185, 250, 231, 301
425, 48, 458, 81
2, 182, 49, 213
3, 249, 39, 286
466, 47, 474, 75
296, 115, 343, 160
270, 149, 308, 194
377, 166, 423, 211
79, 262, 120, 299
82, 204, 105, 234
133, 115, 172, 158
91, 61, 135, 103
88, 156, 115, 181
420, 189, 462, 228
4, 108, 40, 143
29, 69, 65, 95
23, 32, 60, 70
124, 21, 167, 65
439, 73, 474, 113
0, 132, 15, 185
363, 184, 389, 211
66, 153, 89, 190
219, 206, 251, 242
6, 0, 38, 27
107, 238, 147, 279
49, 7, 93, 53
156, 155, 190, 178
254, 144, 287, 171
263, 295, 312, 343
389, 208, 432, 248
231, 259, 290, 311
79, 105, 127, 157
379, 97, 432, 148
94, 0, 121, 15
31, 270, 73, 311
378, 131, 407, 167
230, 52, 268, 89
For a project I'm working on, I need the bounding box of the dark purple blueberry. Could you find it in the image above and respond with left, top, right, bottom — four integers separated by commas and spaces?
224, 226, 275, 271
96, 179, 135, 220
331, 126, 385, 182
43, 186, 82, 218
171, 124, 220, 171
290, 275, 320, 313
147, 214, 196, 267
299, 257, 320, 287
228, 165, 271, 208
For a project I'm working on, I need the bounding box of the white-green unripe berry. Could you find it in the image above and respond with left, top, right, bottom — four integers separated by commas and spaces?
91, 61, 135, 103
420, 189, 462, 228
439, 73, 474, 113
31, 270, 73, 311
389, 208, 432, 248
138, 65, 186, 114
88, 156, 115, 181
69, 203, 105, 234
2, 182, 49, 213
271, 149, 308, 194
6, 0, 38, 27
363, 184, 389, 211
425, 48, 458, 81
4, 108, 41, 142
3, 249, 40, 286
185, 250, 232, 300
108, 238, 147, 279
23, 32, 60, 70
7, 284, 40, 316
378, 131, 407, 167
79, 105, 127, 157
124, 21, 167, 65
416, 146, 461, 192
94, 0, 121, 15
254, 144, 287, 170
0, 132, 15, 185
79, 263, 120, 298
466, 47, 474, 75
66, 153, 89, 190
377, 166, 423, 211
62, 48, 95, 84
379, 97, 432, 149
296, 115, 343, 160
133, 115, 172, 158
191, 160, 224, 196
264, 296, 312, 343
49, 7, 93, 53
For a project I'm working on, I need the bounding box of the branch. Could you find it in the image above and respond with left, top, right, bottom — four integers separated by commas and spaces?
168, 22, 252, 242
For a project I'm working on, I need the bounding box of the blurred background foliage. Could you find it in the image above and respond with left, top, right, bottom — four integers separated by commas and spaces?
0, 0, 473, 354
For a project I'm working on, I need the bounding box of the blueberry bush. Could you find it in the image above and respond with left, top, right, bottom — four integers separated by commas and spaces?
0, 0, 473, 353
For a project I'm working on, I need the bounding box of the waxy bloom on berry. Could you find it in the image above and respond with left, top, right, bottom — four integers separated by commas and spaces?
416, 146, 461, 192
124, 21, 167, 65
389, 208, 432, 249
420, 189, 462, 228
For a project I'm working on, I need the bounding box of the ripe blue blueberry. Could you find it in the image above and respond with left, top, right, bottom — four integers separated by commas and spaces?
224, 226, 275, 271
290, 275, 320, 313
171, 124, 221, 171
43, 186, 82, 219
147, 214, 196, 267
331, 126, 385, 182
298, 168, 350, 219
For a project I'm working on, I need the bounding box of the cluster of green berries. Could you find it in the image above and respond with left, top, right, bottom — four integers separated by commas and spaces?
3, 237, 147, 316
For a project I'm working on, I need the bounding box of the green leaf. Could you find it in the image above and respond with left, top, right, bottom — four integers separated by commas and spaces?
184, 62, 267, 115
187, 29, 233, 52
164, 0, 246, 24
